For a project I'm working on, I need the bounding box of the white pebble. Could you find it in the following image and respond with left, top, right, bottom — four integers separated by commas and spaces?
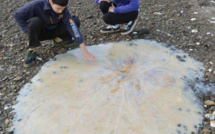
208, 69, 212, 72
207, 32, 211, 35
153, 12, 162, 15
192, 29, 198, 33
209, 61, 213, 65
196, 42, 200, 45
132, 32, 137, 35
194, 12, 198, 14
191, 18, 196, 21
211, 121, 215, 128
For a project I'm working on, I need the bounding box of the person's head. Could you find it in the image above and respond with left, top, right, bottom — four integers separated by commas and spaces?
49, 0, 69, 14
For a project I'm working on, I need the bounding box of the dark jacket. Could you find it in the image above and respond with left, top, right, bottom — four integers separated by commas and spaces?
14, 0, 84, 45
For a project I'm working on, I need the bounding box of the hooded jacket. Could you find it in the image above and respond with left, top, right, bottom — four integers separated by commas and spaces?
14, 0, 84, 45
94, 0, 139, 13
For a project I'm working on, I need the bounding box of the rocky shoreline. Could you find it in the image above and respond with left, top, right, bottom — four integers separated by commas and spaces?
0, 0, 215, 133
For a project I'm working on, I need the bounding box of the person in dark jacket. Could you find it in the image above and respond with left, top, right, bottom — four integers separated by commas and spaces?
14, 0, 95, 67
94, 0, 139, 35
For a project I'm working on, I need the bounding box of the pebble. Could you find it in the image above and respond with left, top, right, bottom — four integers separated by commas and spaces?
132, 32, 138, 35
204, 100, 215, 106
205, 113, 215, 120
196, 42, 200, 46
153, 12, 162, 15
207, 32, 211, 35
201, 128, 210, 133
4, 119, 9, 125
13, 76, 22, 81
2, 76, 8, 81
191, 18, 196, 21
211, 121, 215, 127
191, 29, 198, 33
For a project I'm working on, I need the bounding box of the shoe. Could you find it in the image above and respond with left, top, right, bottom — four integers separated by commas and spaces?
23, 50, 39, 68
121, 20, 137, 35
53, 38, 75, 48
100, 25, 120, 33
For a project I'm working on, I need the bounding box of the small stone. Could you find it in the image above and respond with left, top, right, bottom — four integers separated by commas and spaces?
132, 32, 137, 35
208, 69, 212, 72
204, 100, 215, 106
2, 76, 8, 81
201, 128, 210, 133
211, 121, 215, 127
209, 61, 213, 65
4, 106, 9, 110
4, 119, 9, 125
196, 42, 200, 46
189, 48, 193, 51
13, 76, 22, 81
205, 113, 215, 120
153, 12, 162, 15
191, 29, 198, 33
86, 15, 93, 19
191, 18, 196, 21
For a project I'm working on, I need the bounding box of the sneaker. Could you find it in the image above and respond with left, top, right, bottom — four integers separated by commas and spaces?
121, 20, 137, 35
53, 38, 75, 48
23, 50, 39, 68
100, 25, 120, 33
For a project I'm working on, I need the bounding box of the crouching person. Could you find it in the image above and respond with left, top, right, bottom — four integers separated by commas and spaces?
14, 0, 95, 67
94, 0, 139, 35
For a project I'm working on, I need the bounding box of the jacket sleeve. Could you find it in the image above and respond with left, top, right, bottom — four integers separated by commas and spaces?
114, 0, 139, 13
62, 8, 84, 46
14, 2, 35, 33
94, 0, 99, 5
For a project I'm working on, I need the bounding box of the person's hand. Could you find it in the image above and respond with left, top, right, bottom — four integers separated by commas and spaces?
108, 3, 115, 12
82, 50, 95, 61
79, 43, 95, 62
99, 0, 110, 3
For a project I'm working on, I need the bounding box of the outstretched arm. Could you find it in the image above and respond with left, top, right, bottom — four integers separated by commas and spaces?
62, 8, 95, 61
79, 43, 95, 61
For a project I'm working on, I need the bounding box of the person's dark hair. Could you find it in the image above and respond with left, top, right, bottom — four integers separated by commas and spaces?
52, 0, 69, 6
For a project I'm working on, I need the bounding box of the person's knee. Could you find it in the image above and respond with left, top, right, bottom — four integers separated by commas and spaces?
27, 17, 42, 28
99, 1, 109, 10
99, 1, 110, 14
72, 16, 81, 28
